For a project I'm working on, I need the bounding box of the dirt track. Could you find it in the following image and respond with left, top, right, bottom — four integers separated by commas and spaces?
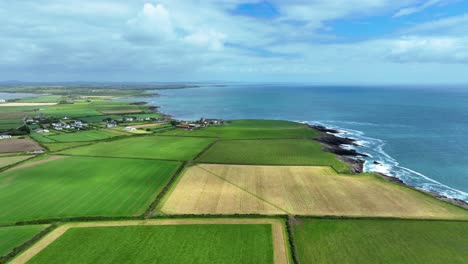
11, 219, 290, 264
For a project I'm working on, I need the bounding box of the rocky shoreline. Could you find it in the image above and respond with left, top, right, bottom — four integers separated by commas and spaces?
310, 124, 468, 210
310, 124, 367, 173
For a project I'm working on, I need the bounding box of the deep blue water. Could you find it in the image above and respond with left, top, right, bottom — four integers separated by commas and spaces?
137, 84, 468, 201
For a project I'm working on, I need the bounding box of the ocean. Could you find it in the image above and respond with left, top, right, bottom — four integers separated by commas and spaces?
134, 84, 468, 202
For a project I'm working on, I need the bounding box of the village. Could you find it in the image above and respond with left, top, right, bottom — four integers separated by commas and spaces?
175, 118, 224, 130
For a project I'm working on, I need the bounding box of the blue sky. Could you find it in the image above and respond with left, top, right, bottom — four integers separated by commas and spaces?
1, 0, 468, 83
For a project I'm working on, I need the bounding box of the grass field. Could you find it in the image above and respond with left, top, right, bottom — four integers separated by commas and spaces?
161, 120, 319, 139
0, 155, 33, 169
27, 224, 274, 264
29, 132, 58, 143
16, 96, 63, 103
292, 219, 468, 264
43, 142, 93, 152
0, 156, 181, 224
160, 164, 468, 219
38, 100, 146, 119
0, 225, 47, 257
60, 136, 216, 161
46, 130, 121, 142
0, 138, 43, 153
196, 139, 351, 173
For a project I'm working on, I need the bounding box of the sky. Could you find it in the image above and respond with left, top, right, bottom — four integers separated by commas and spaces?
1, 0, 468, 84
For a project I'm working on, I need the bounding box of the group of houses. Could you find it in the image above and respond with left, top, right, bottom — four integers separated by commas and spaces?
176, 118, 224, 130
50, 120, 87, 131
105, 116, 161, 129
30, 116, 89, 133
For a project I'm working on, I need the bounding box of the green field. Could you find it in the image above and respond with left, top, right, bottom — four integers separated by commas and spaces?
292, 219, 468, 264
196, 139, 352, 173
78, 114, 123, 123
0, 225, 47, 257
28, 224, 273, 264
161, 119, 319, 139
43, 142, 93, 152
38, 100, 146, 119
0, 156, 181, 224
0, 119, 23, 131
0, 155, 33, 169
29, 132, 58, 143
16, 95, 63, 103
46, 130, 120, 142
61, 136, 216, 161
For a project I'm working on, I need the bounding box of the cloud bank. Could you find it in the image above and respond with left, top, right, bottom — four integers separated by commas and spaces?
0, 0, 467, 83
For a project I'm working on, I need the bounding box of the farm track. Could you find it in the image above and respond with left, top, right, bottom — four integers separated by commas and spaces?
11, 219, 290, 264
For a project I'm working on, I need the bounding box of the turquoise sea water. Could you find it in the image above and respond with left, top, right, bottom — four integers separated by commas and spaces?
138, 84, 468, 202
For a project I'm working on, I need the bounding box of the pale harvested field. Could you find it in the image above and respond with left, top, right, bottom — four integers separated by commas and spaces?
160, 164, 468, 219
131, 123, 164, 128
0, 138, 43, 153
0, 103, 57, 106
0, 155, 34, 169
12, 219, 289, 264
3, 155, 66, 173
99, 109, 143, 114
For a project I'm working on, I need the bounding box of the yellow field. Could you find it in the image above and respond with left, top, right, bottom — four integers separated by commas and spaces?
160, 164, 468, 219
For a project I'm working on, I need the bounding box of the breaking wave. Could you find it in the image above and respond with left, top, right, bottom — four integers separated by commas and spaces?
307, 120, 468, 202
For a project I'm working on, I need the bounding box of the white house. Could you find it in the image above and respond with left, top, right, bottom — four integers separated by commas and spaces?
0, 135, 12, 139
124, 126, 137, 131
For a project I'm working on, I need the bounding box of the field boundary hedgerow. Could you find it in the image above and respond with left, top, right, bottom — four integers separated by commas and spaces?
54, 153, 185, 163
0, 225, 56, 264
144, 161, 187, 218
285, 217, 299, 264
0, 155, 38, 174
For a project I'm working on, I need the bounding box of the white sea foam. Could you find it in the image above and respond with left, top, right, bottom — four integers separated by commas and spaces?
307, 120, 468, 202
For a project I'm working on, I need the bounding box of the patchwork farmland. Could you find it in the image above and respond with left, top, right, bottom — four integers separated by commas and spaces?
0, 88, 466, 264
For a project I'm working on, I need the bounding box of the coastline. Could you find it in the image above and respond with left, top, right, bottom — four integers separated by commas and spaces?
309, 124, 468, 210
124, 93, 468, 210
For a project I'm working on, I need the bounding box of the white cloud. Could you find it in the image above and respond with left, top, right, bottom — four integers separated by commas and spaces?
125, 3, 175, 42
0, 0, 467, 83
394, 0, 444, 17
388, 36, 468, 63
184, 30, 227, 51
401, 14, 468, 34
